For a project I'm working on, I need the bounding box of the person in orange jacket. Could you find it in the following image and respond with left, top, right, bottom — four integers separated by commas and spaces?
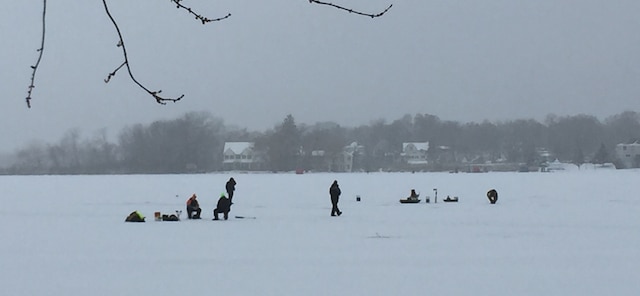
186, 194, 202, 219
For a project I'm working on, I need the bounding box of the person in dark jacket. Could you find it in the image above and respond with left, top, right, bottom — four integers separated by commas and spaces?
329, 180, 342, 217
408, 189, 419, 201
186, 193, 202, 219
213, 193, 231, 220
226, 177, 236, 204
487, 189, 498, 204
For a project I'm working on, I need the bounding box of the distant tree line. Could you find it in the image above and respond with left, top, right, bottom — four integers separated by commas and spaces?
3, 111, 640, 175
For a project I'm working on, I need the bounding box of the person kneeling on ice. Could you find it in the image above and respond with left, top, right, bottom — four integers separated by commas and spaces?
213, 193, 231, 220
186, 193, 202, 219
487, 189, 498, 204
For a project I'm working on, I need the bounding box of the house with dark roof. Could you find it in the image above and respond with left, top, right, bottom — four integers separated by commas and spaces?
222, 142, 263, 171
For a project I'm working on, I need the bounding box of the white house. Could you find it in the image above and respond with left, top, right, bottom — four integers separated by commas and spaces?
334, 142, 365, 172
401, 142, 429, 166
222, 142, 263, 171
615, 141, 640, 169
310, 142, 364, 172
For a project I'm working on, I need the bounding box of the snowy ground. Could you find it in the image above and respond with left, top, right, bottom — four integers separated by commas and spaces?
1, 170, 639, 295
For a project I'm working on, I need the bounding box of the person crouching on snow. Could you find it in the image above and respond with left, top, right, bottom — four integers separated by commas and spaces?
186, 194, 202, 219
213, 193, 231, 220
487, 189, 498, 204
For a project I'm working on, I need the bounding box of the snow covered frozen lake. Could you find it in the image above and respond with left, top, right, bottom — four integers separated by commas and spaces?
1, 170, 639, 295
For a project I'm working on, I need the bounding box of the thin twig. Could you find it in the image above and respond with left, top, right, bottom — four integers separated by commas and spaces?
308, 0, 392, 18
102, 0, 183, 104
26, 0, 47, 108
171, 0, 231, 24
104, 61, 126, 83
367, 232, 391, 239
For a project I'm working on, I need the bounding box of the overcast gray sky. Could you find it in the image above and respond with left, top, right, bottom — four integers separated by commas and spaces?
2, 0, 639, 153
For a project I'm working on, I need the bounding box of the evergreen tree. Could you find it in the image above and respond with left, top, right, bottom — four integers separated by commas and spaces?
265, 115, 301, 172
572, 146, 585, 168
592, 143, 610, 164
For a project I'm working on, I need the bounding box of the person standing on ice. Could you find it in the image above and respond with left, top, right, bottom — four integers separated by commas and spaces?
329, 180, 342, 216
226, 177, 236, 204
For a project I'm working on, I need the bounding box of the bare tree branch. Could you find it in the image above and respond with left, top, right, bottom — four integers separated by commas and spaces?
26, 0, 47, 108
171, 0, 231, 24
308, 0, 392, 18
104, 61, 126, 83
102, 0, 183, 105
24, 1, 388, 108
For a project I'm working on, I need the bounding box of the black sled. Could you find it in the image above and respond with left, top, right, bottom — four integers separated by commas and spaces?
443, 196, 459, 202
399, 198, 421, 204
